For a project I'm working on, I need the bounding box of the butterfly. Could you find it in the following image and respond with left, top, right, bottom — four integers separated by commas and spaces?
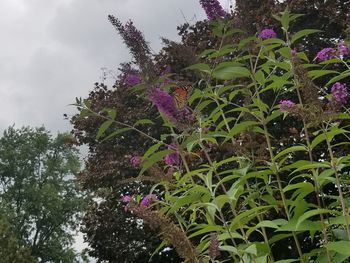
172, 85, 192, 110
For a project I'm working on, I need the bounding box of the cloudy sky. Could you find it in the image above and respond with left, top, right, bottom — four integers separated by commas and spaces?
0, 0, 231, 134
1, 0, 231, 255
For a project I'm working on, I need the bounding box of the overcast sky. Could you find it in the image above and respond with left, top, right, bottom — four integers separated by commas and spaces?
0, 0, 231, 134
0, 0, 231, 256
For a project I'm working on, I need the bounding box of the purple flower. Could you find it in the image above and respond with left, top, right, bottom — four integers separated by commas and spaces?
279, 100, 295, 112
122, 195, 132, 203
108, 16, 151, 68
140, 194, 156, 207
130, 155, 142, 168
164, 153, 181, 166
258, 29, 277, 40
199, 0, 227, 21
331, 82, 348, 104
316, 48, 336, 61
291, 48, 297, 56
148, 88, 179, 121
125, 74, 141, 86
160, 65, 171, 76
164, 143, 181, 166
121, 195, 132, 212
338, 40, 350, 57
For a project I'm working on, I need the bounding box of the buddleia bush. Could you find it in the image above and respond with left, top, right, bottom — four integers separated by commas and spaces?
73, 1, 350, 262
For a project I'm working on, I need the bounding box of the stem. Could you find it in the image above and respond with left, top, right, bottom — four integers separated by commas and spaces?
292, 66, 332, 262
249, 50, 305, 261
214, 97, 274, 261
198, 142, 254, 251
321, 123, 350, 239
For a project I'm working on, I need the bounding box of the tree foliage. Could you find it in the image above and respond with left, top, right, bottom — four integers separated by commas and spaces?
0, 126, 86, 262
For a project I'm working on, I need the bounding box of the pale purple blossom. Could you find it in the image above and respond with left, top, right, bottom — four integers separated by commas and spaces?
316, 48, 336, 61
258, 29, 277, 40
122, 195, 132, 203
140, 194, 156, 207
331, 82, 348, 104
125, 74, 142, 86
122, 195, 132, 212
164, 143, 181, 166
199, 0, 227, 21
291, 48, 297, 56
338, 40, 350, 57
279, 100, 295, 112
164, 153, 180, 166
160, 65, 171, 76
130, 155, 142, 168
108, 16, 152, 70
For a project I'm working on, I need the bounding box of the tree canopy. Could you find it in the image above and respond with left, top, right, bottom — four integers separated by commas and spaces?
0, 126, 86, 262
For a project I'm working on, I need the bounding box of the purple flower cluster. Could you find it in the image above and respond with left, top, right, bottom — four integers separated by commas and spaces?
140, 194, 157, 207
165, 152, 180, 166
258, 29, 277, 40
279, 100, 295, 112
148, 88, 179, 121
122, 195, 132, 212
160, 65, 171, 76
164, 143, 181, 166
331, 82, 348, 104
108, 16, 151, 68
130, 155, 142, 168
316, 48, 336, 61
199, 0, 227, 21
125, 74, 142, 86
122, 195, 131, 203
121, 194, 157, 211
338, 40, 350, 57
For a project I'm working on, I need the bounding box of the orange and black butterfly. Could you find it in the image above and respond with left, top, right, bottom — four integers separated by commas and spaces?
172, 85, 192, 110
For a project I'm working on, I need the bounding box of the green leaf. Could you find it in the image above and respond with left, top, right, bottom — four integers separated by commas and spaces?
219, 245, 238, 254
291, 29, 321, 44
213, 66, 250, 80
281, 9, 290, 31
310, 128, 348, 150
185, 63, 211, 73
295, 209, 331, 230
308, 70, 339, 80
143, 143, 162, 159
100, 127, 131, 142
134, 119, 154, 126
326, 70, 350, 86
273, 145, 308, 162
96, 120, 113, 139
105, 109, 116, 120
139, 149, 172, 175
188, 225, 223, 238
228, 121, 258, 138
168, 192, 202, 213
326, 241, 350, 255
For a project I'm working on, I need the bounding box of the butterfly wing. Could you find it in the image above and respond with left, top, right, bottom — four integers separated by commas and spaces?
173, 85, 192, 110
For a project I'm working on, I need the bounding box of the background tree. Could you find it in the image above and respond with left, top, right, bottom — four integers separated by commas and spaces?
0, 215, 36, 263
0, 126, 86, 263
71, 0, 350, 262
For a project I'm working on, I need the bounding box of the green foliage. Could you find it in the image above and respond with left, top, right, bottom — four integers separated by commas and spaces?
0, 216, 37, 263
0, 126, 86, 262
72, 1, 350, 262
